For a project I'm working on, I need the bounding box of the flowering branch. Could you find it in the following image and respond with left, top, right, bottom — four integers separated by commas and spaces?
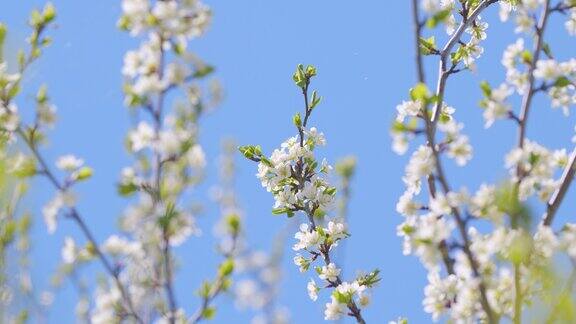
241, 65, 379, 323
421, 1, 499, 321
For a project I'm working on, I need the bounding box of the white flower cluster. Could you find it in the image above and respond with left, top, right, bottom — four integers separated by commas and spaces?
420, 0, 488, 68
499, 4, 576, 117
120, 0, 211, 100
505, 140, 568, 201
534, 59, 576, 115
255, 128, 333, 212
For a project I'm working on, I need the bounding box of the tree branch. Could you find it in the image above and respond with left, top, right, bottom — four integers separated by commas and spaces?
543, 147, 576, 226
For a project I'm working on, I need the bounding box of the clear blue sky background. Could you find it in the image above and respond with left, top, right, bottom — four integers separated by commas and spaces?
1, 1, 576, 323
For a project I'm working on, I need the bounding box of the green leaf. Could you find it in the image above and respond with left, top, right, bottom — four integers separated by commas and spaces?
218, 259, 234, 277
12, 157, 36, 178
305, 65, 317, 77
0, 220, 16, 247
193, 65, 215, 78
225, 213, 241, 235
238, 145, 263, 162
479, 81, 492, 97
310, 90, 322, 109
43, 3, 57, 23
426, 9, 451, 29
521, 50, 532, 65
554, 76, 571, 88
157, 202, 178, 229
419, 36, 437, 55
272, 207, 289, 215
332, 290, 350, 304
8, 83, 21, 100
198, 281, 212, 298
73, 167, 93, 181
293, 64, 307, 88
451, 46, 466, 64
17, 50, 26, 70
202, 307, 217, 320
29, 9, 43, 28
293, 112, 302, 127
37, 85, 48, 104
118, 182, 138, 196
324, 186, 337, 196
0, 23, 6, 61
409, 83, 430, 102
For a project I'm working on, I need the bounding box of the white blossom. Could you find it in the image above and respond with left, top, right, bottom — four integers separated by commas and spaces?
307, 279, 319, 301
293, 224, 321, 251
56, 154, 84, 171
318, 263, 341, 282
61, 236, 77, 264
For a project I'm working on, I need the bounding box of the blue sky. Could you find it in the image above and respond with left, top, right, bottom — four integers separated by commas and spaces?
2, 1, 576, 323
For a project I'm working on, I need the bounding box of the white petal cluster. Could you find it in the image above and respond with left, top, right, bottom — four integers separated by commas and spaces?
256, 127, 336, 212
56, 154, 84, 171
501, 39, 529, 94
505, 140, 566, 201
324, 281, 369, 321
481, 83, 513, 128
293, 223, 321, 251
42, 191, 76, 234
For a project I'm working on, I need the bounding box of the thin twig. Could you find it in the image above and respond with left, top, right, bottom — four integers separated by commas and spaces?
543, 147, 576, 226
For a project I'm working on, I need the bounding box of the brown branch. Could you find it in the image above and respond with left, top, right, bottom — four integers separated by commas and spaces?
543, 147, 576, 226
